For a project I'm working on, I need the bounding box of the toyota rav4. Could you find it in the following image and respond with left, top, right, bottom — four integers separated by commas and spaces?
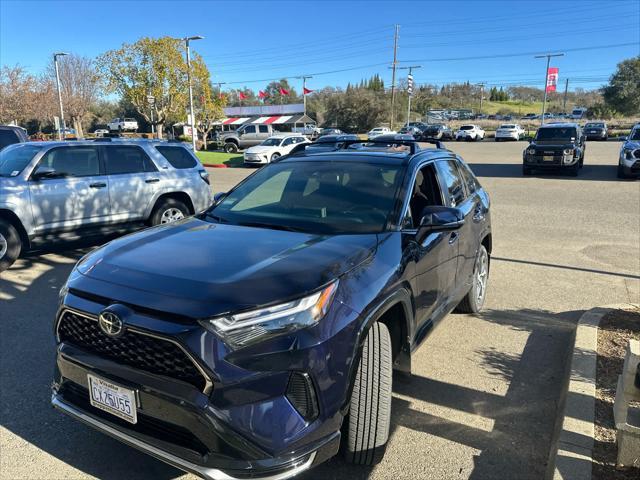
52, 139, 492, 480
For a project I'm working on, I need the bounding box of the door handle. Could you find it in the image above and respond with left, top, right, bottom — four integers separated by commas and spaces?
449, 232, 459, 244
89, 182, 107, 188
145, 178, 160, 184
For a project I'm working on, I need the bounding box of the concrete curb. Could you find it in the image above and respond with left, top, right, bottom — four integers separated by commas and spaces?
551, 303, 639, 480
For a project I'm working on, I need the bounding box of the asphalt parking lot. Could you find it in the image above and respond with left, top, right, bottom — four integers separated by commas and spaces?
1, 141, 638, 480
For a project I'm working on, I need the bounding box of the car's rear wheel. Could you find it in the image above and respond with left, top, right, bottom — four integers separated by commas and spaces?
0, 219, 21, 273
343, 321, 392, 466
455, 244, 489, 313
224, 142, 239, 154
150, 198, 190, 226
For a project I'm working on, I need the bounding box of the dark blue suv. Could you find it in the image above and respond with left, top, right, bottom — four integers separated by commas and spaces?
52, 139, 492, 479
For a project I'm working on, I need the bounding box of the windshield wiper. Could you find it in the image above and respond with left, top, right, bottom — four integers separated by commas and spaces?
203, 212, 228, 223
235, 221, 306, 233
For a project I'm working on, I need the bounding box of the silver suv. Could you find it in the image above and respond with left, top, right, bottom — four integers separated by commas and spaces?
0, 140, 212, 271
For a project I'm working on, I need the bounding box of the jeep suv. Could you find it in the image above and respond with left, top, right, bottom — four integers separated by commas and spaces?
523, 123, 585, 176
52, 139, 492, 479
0, 140, 212, 271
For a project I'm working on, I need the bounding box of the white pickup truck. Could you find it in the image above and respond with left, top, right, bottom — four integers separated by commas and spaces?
107, 117, 139, 132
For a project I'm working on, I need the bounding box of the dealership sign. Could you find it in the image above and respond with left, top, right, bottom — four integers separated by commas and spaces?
546, 67, 559, 93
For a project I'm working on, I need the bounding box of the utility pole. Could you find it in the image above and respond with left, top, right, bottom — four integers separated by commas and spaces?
398, 65, 421, 126
184, 35, 204, 150
562, 78, 569, 113
147, 94, 155, 137
535, 52, 564, 125
476, 83, 485, 117
53, 52, 68, 140
297, 75, 313, 117
389, 24, 400, 130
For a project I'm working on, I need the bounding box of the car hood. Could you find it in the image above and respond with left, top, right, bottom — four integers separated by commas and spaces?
245, 145, 275, 154
74, 218, 378, 318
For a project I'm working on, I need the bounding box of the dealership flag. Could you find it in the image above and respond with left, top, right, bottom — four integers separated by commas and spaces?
546, 67, 559, 93
239, 92, 247, 100
258, 90, 267, 99
279, 87, 289, 95
303, 87, 314, 95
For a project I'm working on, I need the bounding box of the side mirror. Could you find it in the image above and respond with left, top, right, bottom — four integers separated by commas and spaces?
32, 166, 59, 180
213, 192, 227, 205
416, 206, 464, 243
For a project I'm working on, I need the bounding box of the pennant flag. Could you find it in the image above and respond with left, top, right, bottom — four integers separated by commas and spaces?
239, 92, 247, 100
279, 87, 289, 95
546, 67, 559, 93
219, 92, 225, 99
258, 90, 267, 99
303, 87, 314, 95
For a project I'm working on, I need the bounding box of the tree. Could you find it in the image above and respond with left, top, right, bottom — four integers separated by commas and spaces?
48, 54, 102, 137
98, 36, 195, 138
0, 65, 37, 124
191, 60, 225, 149
603, 57, 640, 116
263, 79, 299, 104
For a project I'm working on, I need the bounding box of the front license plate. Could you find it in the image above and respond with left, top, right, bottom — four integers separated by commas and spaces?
543, 155, 554, 162
88, 374, 137, 424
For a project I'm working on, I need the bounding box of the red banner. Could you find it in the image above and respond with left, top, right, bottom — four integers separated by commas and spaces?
303, 87, 314, 95
546, 67, 559, 93
239, 92, 247, 100
258, 90, 267, 99
279, 87, 289, 95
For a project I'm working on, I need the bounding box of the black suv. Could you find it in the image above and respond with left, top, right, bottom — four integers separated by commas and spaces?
421, 124, 454, 141
53, 138, 492, 479
523, 123, 585, 176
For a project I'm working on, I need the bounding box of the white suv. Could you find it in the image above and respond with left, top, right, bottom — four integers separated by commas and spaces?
456, 125, 485, 142
0, 140, 212, 271
495, 124, 525, 141
243, 134, 309, 165
368, 127, 396, 140
107, 118, 139, 132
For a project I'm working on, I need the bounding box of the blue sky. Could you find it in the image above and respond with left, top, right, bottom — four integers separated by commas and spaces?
1, 0, 638, 94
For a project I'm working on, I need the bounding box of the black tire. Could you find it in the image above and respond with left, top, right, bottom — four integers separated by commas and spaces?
224, 142, 239, 154
270, 152, 281, 163
455, 244, 489, 314
568, 164, 579, 177
617, 164, 628, 179
523, 166, 533, 175
495, 138, 501, 142
149, 198, 190, 226
344, 321, 392, 466
0, 219, 22, 273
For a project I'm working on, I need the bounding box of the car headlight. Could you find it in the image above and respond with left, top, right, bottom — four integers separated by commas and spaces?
527, 148, 536, 155
622, 149, 634, 160
203, 282, 338, 349
563, 149, 573, 155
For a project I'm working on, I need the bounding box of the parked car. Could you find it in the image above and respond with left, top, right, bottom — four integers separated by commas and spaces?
570, 107, 588, 120
522, 123, 585, 176
317, 128, 343, 138
217, 124, 278, 153
93, 128, 110, 137
0, 140, 212, 271
0, 125, 29, 151
51, 137, 491, 479
292, 124, 321, 138
618, 125, 640, 179
455, 125, 485, 142
243, 134, 309, 165
521, 113, 537, 120
495, 124, 525, 142
367, 127, 396, 140
583, 122, 608, 141
107, 118, 139, 132
398, 125, 422, 139
306, 134, 360, 152
421, 124, 454, 141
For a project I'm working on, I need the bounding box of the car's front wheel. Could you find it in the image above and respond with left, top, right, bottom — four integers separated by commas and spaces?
0, 219, 21, 273
455, 244, 489, 313
343, 321, 392, 466
270, 152, 281, 162
150, 198, 190, 226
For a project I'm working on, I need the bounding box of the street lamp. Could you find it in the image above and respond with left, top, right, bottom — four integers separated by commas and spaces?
183, 35, 204, 151
53, 52, 68, 140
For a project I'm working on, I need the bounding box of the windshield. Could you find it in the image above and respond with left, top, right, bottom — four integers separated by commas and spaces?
585, 123, 604, 128
535, 127, 577, 141
206, 161, 404, 234
260, 138, 282, 146
629, 129, 640, 141
0, 144, 43, 177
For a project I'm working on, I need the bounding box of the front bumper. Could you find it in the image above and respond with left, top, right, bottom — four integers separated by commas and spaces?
244, 154, 269, 164
524, 151, 578, 168
619, 156, 640, 177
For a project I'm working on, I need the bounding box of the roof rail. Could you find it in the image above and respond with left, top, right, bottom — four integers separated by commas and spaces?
289, 136, 444, 156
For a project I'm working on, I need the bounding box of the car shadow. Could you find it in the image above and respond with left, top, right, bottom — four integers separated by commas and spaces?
467, 163, 623, 182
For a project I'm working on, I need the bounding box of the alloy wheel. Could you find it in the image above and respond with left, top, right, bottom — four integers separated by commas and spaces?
475, 248, 489, 305
160, 208, 185, 224
0, 233, 7, 259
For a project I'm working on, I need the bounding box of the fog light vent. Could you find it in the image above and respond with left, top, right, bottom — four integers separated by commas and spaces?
286, 372, 319, 421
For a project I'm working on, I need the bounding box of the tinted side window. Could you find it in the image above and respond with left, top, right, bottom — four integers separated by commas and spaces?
105, 146, 156, 175
40, 147, 100, 177
0, 129, 20, 149
244, 125, 256, 134
436, 160, 465, 207
155, 146, 197, 169
258, 125, 269, 133
457, 159, 479, 194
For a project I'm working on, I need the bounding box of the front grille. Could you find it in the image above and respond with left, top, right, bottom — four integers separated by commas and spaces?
57, 310, 207, 391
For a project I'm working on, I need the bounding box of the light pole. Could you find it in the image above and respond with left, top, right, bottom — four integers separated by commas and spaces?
183, 35, 204, 151
147, 94, 155, 137
53, 52, 68, 140
476, 83, 485, 118
535, 52, 564, 124
397, 65, 421, 126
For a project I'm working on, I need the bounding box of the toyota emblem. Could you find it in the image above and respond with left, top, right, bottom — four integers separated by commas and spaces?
98, 311, 124, 337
